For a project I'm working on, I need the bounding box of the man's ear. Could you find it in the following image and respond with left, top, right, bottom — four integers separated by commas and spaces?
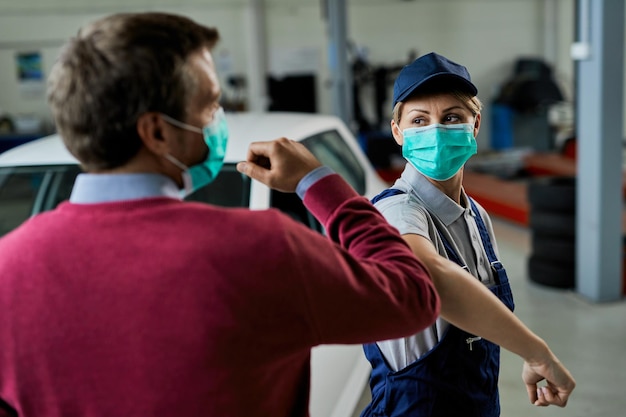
137, 112, 170, 156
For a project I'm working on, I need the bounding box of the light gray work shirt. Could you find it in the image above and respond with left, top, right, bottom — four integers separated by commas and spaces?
373, 163, 500, 372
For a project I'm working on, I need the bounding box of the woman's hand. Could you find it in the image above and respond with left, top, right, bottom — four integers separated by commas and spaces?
522, 352, 576, 407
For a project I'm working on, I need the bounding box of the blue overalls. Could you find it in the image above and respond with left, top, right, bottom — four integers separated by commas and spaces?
362, 189, 515, 417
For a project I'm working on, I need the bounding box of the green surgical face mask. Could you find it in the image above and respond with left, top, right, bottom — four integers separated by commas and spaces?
401, 123, 477, 181
162, 107, 229, 196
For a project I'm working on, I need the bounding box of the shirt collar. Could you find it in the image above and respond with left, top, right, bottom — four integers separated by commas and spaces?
69, 173, 181, 204
399, 164, 469, 226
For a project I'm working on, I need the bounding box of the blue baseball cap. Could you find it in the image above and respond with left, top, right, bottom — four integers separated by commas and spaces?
392, 52, 478, 108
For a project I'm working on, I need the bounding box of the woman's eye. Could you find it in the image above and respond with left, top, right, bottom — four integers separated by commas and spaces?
444, 114, 461, 123
412, 118, 425, 125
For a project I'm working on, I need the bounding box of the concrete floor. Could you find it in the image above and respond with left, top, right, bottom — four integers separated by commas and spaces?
351, 218, 626, 417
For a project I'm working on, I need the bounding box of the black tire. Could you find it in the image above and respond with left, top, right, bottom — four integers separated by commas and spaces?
527, 255, 575, 289
527, 176, 576, 213
529, 210, 576, 239
531, 234, 575, 264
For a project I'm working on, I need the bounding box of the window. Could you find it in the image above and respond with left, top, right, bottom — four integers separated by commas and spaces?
302, 130, 366, 195
268, 130, 366, 235
0, 165, 81, 237
270, 189, 325, 234
185, 163, 251, 208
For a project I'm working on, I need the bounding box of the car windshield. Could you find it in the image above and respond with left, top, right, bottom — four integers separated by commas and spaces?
0, 163, 250, 237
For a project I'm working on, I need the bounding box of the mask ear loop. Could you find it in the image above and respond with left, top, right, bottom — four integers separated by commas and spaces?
163, 154, 188, 172
163, 154, 193, 195
159, 114, 200, 195
160, 114, 203, 134
162, 154, 193, 197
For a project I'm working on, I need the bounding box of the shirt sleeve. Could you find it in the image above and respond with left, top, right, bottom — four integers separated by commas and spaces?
295, 166, 335, 200
375, 195, 433, 240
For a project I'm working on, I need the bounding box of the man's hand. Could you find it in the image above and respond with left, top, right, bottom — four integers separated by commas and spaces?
236, 138, 322, 193
522, 354, 576, 407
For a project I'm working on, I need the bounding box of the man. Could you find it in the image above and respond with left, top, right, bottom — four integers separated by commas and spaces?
0, 12, 440, 417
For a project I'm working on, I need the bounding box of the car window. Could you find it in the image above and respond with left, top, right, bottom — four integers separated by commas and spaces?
185, 163, 251, 208
268, 129, 366, 235
270, 189, 325, 235
302, 130, 366, 195
0, 165, 81, 237
1, 136, 366, 238
0, 163, 250, 237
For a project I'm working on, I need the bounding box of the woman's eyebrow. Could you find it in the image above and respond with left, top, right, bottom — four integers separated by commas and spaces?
442, 105, 467, 112
406, 108, 429, 115
406, 105, 468, 115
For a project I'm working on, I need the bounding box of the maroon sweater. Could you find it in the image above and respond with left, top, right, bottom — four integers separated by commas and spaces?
0, 174, 438, 417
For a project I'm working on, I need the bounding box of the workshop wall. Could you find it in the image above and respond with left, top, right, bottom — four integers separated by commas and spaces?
0, 0, 610, 150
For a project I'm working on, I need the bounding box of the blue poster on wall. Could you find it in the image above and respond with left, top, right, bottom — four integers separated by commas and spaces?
15, 51, 44, 97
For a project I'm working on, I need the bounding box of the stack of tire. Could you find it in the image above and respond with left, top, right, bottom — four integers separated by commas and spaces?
527, 176, 576, 288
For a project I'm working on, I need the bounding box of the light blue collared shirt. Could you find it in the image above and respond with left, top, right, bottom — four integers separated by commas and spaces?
70, 167, 335, 204
296, 166, 334, 199
69, 173, 180, 204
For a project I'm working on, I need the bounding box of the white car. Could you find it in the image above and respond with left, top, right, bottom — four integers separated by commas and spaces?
0, 111, 387, 417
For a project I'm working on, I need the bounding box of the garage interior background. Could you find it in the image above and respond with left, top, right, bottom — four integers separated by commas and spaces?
0, 0, 625, 303
0, 0, 603, 150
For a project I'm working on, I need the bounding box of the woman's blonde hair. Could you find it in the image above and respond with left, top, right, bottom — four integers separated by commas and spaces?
393, 90, 483, 125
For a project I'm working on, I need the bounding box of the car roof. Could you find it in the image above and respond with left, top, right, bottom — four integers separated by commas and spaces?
0, 112, 348, 167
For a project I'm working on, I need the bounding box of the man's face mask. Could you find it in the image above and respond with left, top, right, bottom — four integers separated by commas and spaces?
161, 107, 228, 196
401, 123, 477, 181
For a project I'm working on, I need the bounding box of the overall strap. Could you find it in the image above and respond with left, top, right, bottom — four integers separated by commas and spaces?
468, 197, 505, 284
371, 188, 468, 271
370, 188, 407, 205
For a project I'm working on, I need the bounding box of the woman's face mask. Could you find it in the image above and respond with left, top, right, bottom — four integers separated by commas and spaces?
162, 107, 229, 196
401, 123, 477, 181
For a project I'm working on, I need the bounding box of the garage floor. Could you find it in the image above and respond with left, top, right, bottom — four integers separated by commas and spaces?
350, 218, 626, 417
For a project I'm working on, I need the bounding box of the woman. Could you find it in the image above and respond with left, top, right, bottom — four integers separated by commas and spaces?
362, 52, 575, 417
